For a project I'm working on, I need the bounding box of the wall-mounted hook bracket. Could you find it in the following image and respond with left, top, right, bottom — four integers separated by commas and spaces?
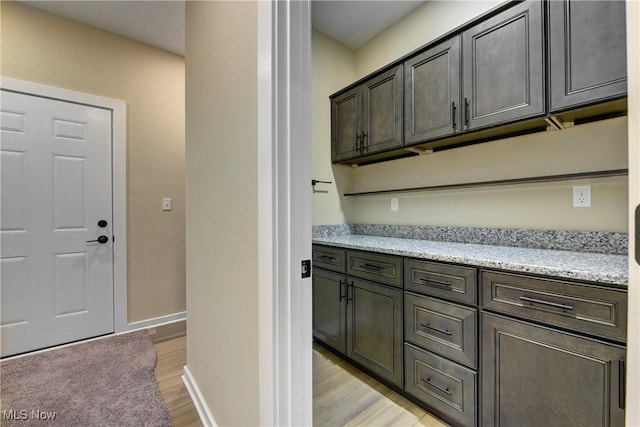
312, 179, 332, 194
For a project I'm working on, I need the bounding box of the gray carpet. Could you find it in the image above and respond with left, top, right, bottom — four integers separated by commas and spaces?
0, 331, 172, 426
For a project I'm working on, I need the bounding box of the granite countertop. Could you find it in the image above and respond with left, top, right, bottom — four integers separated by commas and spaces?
312, 234, 628, 287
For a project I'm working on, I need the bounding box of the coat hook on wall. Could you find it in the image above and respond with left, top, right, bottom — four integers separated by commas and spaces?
312, 179, 332, 194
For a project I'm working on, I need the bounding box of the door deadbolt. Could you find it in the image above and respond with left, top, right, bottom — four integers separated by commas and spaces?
98, 220, 108, 228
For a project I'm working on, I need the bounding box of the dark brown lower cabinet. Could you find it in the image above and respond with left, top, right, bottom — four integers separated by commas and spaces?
347, 278, 403, 387
482, 312, 626, 427
312, 267, 347, 354
405, 344, 477, 426
312, 264, 404, 388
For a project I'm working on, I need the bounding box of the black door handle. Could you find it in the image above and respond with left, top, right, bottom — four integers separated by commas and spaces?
98, 220, 108, 228
86, 235, 109, 244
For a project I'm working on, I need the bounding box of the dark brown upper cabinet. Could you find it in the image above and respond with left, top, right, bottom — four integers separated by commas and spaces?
331, 65, 403, 163
330, 0, 628, 165
404, 36, 462, 145
331, 86, 361, 163
548, 0, 627, 113
462, 0, 545, 131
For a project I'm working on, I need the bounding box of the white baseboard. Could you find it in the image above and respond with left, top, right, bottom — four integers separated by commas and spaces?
119, 311, 186, 334
182, 365, 218, 427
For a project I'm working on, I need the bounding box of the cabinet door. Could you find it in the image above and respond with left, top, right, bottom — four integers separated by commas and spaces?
361, 65, 403, 155
313, 268, 347, 354
462, 1, 545, 130
405, 36, 461, 145
548, 0, 627, 112
331, 86, 361, 163
482, 312, 625, 427
347, 278, 403, 387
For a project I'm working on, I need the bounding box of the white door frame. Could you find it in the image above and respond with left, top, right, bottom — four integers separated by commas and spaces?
625, 1, 640, 424
256, 1, 312, 425
0, 76, 128, 334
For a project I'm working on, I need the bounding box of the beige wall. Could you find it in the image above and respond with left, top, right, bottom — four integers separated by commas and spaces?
313, 0, 629, 233
185, 1, 259, 425
0, 2, 186, 322
312, 30, 356, 225
352, 117, 628, 232
354, 1, 502, 79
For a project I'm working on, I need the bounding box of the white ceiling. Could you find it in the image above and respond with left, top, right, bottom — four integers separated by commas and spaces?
21, 1, 186, 55
20, 0, 426, 56
312, 1, 424, 49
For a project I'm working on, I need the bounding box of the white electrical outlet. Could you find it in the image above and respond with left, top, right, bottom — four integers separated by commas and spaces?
391, 198, 398, 211
572, 185, 591, 208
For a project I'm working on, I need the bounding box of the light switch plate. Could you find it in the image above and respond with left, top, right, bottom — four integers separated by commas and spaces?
391, 198, 398, 211
162, 198, 172, 211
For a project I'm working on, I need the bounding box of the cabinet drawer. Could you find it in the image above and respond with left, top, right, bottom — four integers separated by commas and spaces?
405, 259, 477, 305
405, 292, 477, 369
481, 271, 627, 342
312, 245, 346, 272
347, 250, 403, 288
405, 344, 477, 427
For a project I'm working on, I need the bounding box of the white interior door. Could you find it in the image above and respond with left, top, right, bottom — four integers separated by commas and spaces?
1, 90, 114, 358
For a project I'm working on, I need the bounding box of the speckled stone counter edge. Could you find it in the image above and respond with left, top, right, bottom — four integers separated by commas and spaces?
312, 224, 628, 255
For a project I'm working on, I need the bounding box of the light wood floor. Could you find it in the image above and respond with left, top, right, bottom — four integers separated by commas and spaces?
149, 321, 202, 427
314, 343, 449, 427
149, 322, 448, 427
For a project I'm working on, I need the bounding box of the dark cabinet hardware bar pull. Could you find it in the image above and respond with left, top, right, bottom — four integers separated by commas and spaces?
619, 359, 626, 409
451, 102, 457, 130
464, 98, 469, 127
311, 180, 333, 187
318, 255, 336, 261
362, 263, 383, 271
355, 133, 362, 152
339, 279, 346, 302
416, 276, 451, 287
519, 296, 574, 311
362, 132, 368, 152
421, 377, 452, 396
420, 323, 452, 336
346, 281, 354, 304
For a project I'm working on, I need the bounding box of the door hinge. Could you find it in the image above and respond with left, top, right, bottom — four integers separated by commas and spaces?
301, 259, 311, 278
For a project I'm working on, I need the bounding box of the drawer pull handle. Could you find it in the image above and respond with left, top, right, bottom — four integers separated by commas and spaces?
420, 323, 452, 336
362, 263, 383, 272
416, 276, 451, 288
422, 377, 452, 396
519, 296, 574, 311
318, 255, 336, 261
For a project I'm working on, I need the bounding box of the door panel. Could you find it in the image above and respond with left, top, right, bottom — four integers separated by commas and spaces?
462, 0, 545, 130
549, 0, 627, 111
404, 36, 461, 144
361, 65, 403, 154
312, 268, 347, 354
347, 278, 403, 387
0, 150, 28, 231
1, 90, 114, 357
482, 312, 625, 426
331, 86, 361, 162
